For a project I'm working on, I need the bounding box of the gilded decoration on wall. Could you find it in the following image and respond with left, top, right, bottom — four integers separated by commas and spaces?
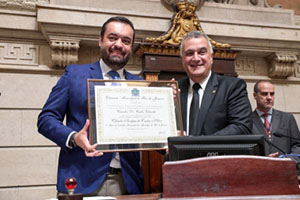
145, 2, 203, 45
136, 1, 236, 59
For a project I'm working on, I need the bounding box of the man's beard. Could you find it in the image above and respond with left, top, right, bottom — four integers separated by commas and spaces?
101, 48, 130, 70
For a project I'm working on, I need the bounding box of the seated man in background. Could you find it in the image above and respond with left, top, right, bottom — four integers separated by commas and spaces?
252, 80, 300, 163
178, 30, 252, 136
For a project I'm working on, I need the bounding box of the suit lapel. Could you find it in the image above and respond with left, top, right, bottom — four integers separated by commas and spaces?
124, 69, 133, 80
180, 77, 189, 131
196, 73, 218, 135
89, 61, 103, 79
270, 109, 279, 135
252, 111, 266, 136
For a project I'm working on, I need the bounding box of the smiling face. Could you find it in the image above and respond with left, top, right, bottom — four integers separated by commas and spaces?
254, 81, 275, 113
99, 21, 134, 70
181, 37, 213, 83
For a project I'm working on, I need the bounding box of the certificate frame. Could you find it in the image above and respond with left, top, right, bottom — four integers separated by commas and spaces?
87, 79, 183, 152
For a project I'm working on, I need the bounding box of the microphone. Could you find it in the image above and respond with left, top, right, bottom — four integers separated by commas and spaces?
273, 132, 300, 142
264, 137, 287, 154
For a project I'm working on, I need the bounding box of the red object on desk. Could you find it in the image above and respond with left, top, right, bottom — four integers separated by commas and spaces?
65, 177, 77, 192
58, 177, 83, 200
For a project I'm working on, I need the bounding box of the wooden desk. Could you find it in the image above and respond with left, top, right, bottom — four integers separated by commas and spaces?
115, 193, 161, 199
162, 156, 300, 198
115, 193, 300, 200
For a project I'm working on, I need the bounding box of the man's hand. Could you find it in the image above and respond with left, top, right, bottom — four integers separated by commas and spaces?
169, 78, 180, 99
178, 130, 187, 136
268, 152, 279, 157
74, 119, 103, 157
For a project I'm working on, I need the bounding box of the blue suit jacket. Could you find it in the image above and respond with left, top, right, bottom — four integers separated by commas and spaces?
179, 72, 252, 136
38, 61, 144, 194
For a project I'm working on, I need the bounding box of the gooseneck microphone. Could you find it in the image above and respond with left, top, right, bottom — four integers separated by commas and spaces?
273, 132, 300, 142
264, 138, 287, 154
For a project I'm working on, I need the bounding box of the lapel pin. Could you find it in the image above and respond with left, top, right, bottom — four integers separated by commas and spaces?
212, 90, 216, 94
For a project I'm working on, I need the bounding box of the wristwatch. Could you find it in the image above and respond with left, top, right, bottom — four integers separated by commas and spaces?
68, 132, 77, 148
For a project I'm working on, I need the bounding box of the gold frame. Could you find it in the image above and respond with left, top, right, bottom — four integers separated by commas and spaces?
87, 79, 183, 152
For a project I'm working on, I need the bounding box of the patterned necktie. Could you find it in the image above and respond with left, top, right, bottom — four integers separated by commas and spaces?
108, 70, 120, 80
189, 83, 201, 136
264, 113, 271, 138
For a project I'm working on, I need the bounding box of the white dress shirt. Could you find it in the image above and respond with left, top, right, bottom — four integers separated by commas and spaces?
187, 70, 211, 135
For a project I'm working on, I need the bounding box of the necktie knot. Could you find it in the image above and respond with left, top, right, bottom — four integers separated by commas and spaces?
108, 70, 120, 80
193, 83, 201, 91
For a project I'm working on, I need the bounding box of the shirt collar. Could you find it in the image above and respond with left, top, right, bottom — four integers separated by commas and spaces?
256, 108, 273, 116
100, 59, 125, 79
189, 70, 211, 91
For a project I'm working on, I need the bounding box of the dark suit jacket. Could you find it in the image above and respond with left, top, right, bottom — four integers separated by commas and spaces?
252, 109, 300, 163
179, 72, 252, 136
37, 61, 144, 194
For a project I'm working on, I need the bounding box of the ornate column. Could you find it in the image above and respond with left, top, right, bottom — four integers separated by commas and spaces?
0, 0, 49, 10
267, 52, 297, 78
49, 37, 80, 68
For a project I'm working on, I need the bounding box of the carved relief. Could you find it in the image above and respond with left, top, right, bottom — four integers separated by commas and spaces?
137, 1, 231, 57
235, 57, 255, 72
0, 0, 49, 10
295, 16, 300, 26
207, 0, 234, 3
266, 52, 297, 78
0, 43, 38, 65
206, 0, 281, 7
50, 39, 80, 68
295, 59, 300, 78
147, 2, 203, 45
162, 0, 205, 8
148, 1, 230, 48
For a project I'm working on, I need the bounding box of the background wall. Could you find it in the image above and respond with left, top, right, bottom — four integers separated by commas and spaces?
0, 0, 300, 199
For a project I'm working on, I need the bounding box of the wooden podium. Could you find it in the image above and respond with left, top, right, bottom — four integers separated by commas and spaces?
162, 156, 300, 198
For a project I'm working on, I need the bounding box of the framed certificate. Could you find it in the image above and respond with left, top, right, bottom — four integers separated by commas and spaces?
87, 79, 183, 152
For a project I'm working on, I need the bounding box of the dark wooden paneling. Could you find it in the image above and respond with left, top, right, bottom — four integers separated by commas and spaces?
143, 53, 237, 80
142, 151, 164, 193
163, 156, 300, 198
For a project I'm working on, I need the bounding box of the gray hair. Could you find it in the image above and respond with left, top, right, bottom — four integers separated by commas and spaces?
180, 31, 213, 56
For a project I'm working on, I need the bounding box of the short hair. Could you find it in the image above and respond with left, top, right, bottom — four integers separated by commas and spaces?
100, 16, 135, 43
253, 80, 273, 93
180, 31, 214, 56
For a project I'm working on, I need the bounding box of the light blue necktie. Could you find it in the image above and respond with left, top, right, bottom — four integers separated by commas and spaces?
107, 70, 120, 86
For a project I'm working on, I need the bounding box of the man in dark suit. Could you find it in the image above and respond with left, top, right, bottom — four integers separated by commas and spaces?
37, 17, 144, 196
179, 31, 252, 136
252, 80, 300, 162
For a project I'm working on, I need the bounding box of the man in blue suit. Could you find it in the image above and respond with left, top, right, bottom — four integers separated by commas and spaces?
37, 17, 144, 196
179, 31, 252, 136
